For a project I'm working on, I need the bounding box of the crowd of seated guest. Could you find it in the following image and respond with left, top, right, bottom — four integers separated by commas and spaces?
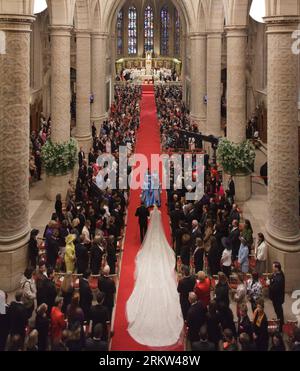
0, 84, 141, 352
155, 85, 297, 351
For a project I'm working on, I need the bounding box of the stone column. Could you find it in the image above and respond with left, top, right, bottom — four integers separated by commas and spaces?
91, 32, 107, 131
225, 26, 251, 202
207, 31, 222, 137
75, 30, 92, 153
226, 26, 248, 143
50, 26, 72, 144
265, 16, 300, 292
46, 25, 73, 201
0, 14, 35, 291
190, 32, 207, 132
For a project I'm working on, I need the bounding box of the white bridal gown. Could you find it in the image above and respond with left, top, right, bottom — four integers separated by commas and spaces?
126, 207, 184, 347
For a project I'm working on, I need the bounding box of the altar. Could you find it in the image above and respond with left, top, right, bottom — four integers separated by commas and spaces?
115, 55, 182, 82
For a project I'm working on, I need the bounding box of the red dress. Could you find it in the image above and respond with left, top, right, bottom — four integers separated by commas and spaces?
50, 306, 66, 343
194, 278, 211, 307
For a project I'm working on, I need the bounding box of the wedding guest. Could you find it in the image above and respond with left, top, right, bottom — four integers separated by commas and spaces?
50, 297, 66, 345
85, 324, 108, 351
215, 272, 230, 308
220, 237, 232, 278
28, 229, 39, 268
255, 233, 268, 274
238, 237, 249, 273
191, 326, 215, 351
90, 235, 105, 275
65, 234, 76, 273
35, 303, 50, 351
252, 299, 269, 351
269, 332, 286, 351
269, 262, 285, 332
233, 273, 247, 319
89, 292, 110, 340
60, 273, 74, 314
98, 265, 116, 320
79, 270, 93, 322
194, 271, 211, 308
186, 293, 207, 343
0, 291, 10, 351
246, 272, 263, 312
193, 238, 205, 273
177, 265, 196, 320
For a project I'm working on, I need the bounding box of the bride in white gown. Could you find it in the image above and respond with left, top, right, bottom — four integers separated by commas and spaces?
126, 206, 184, 347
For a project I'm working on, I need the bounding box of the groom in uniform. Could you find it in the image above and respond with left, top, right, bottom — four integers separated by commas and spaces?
135, 202, 150, 243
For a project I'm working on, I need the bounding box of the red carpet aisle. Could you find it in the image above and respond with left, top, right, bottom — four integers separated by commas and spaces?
111, 85, 184, 351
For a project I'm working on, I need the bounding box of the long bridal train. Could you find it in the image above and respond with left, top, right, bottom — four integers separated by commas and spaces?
126, 207, 184, 347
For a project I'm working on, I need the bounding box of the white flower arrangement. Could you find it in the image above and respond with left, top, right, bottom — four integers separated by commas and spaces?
41, 138, 78, 176
217, 138, 256, 175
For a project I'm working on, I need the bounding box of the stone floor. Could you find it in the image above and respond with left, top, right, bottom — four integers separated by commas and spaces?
25, 146, 298, 323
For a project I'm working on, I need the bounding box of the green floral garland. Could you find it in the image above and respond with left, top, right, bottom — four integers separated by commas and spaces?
217, 138, 256, 175
41, 138, 78, 176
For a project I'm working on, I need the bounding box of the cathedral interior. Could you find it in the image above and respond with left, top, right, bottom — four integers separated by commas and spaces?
0, 0, 300, 352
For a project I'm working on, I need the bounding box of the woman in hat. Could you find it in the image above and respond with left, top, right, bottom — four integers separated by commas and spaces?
221, 237, 232, 278
28, 229, 39, 268
65, 234, 76, 273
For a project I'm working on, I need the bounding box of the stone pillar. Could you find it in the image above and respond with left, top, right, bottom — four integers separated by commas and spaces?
207, 31, 222, 137
75, 30, 92, 153
50, 26, 72, 144
91, 32, 107, 130
190, 32, 207, 132
0, 14, 35, 291
265, 16, 300, 292
225, 26, 251, 203
226, 26, 247, 143
47, 25, 73, 201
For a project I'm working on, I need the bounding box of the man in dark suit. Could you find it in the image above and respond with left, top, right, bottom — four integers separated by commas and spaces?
135, 202, 150, 243
8, 291, 28, 341
269, 262, 285, 332
170, 202, 184, 236
177, 265, 196, 320
174, 221, 188, 258
78, 146, 85, 167
88, 148, 96, 165
226, 176, 235, 204
191, 326, 215, 351
43, 268, 57, 316
229, 220, 240, 261
85, 324, 108, 351
35, 151, 42, 180
98, 265, 116, 321
89, 292, 110, 340
75, 235, 89, 274
79, 270, 93, 322
186, 292, 207, 343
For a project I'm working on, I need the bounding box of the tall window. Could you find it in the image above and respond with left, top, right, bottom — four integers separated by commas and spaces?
160, 7, 169, 56
128, 6, 137, 55
144, 5, 154, 52
174, 8, 181, 55
117, 10, 123, 56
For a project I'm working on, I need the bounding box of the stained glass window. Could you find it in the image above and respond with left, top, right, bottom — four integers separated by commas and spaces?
117, 10, 123, 56
128, 6, 137, 55
160, 7, 169, 56
144, 5, 154, 52
175, 8, 181, 56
